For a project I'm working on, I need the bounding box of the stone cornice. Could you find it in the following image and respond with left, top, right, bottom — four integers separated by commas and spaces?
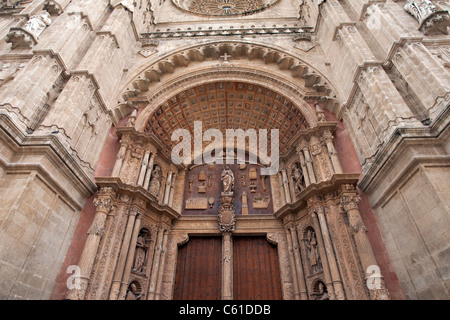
141, 26, 313, 40
96, 31, 120, 49
332, 22, 358, 41
0, 113, 97, 208
67, 69, 114, 122
281, 121, 339, 159
337, 61, 383, 120
359, 0, 387, 21
171, 214, 283, 234
358, 104, 450, 194
274, 173, 361, 220
95, 176, 181, 223
2, 49, 117, 125
115, 126, 184, 168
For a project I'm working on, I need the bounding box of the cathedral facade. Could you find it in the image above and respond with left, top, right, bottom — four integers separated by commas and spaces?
0, 0, 449, 300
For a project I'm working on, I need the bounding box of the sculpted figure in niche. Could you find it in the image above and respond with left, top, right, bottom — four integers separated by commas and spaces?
221, 165, 234, 195
132, 229, 150, 273
305, 229, 321, 273
149, 165, 162, 198
292, 163, 305, 192
315, 281, 329, 300
125, 282, 142, 300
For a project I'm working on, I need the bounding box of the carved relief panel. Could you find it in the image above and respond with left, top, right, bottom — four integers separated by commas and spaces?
182, 163, 273, 215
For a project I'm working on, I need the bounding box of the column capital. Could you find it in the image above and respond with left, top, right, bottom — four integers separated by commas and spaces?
128, 206, 142, 218
93, 197, 113, 213
340, 194, 361, 212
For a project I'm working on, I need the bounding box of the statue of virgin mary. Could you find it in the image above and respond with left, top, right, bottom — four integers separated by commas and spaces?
221, 165, 234, 195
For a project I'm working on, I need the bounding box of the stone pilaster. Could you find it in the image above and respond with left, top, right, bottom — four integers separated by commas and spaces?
288, 224, 308, 300
147, 227, 166, 300
392, 42, 450, 120
323, 193, 368, 300
310, 210, 335, 300
65, 187, 114, 300
284, 225, 300, 300
309, 203, 345, 300
340, 185, 390, 300
110, 207, 140, 300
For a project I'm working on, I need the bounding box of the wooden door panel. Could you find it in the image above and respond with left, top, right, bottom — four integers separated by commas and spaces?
173, 236, 222, 300
233, 236, 282, 300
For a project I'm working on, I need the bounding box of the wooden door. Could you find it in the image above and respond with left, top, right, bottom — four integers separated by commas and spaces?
173, 236, 222, 300
233, 236, 282, 300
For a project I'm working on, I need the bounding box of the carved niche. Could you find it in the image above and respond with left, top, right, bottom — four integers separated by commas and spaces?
303, 226, 323, 274
291, 162, 305, 193
132, 228, 151, 274
148, 164, 163, 198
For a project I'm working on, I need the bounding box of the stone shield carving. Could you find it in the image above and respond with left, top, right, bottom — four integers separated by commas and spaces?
218, 196, 236, 232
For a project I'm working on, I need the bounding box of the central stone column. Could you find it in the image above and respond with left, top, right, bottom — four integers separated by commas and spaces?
222, 232, 233, 300
217, 165, 236, 300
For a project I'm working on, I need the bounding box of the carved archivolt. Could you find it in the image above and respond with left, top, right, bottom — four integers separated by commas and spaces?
115, 41, 341, 122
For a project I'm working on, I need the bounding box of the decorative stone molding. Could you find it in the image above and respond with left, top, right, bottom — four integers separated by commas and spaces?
142, 25, 312, 39
93, 197, 113, 213
266, 232, 279, 245
404, 0, 450, 35
6, 28, 37, 49
43, 0, 70, 15
6, 11, 52, 49
218, 196, 237, 232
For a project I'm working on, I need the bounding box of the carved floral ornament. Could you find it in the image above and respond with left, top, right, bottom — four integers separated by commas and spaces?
93, 197, 113, 213
340, 195, 361, 212
171, 0, 279, 16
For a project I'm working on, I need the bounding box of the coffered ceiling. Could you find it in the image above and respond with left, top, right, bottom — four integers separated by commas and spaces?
144, 81, 310, 156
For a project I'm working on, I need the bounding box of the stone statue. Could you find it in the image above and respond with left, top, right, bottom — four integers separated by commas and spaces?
149, 165, 162, 197
305, 229, 321, 272
317, 282, 329, 300
292, 164, 305, 192
221, 165, 234, 195
125, 282, 142, 300
24, 11, 52, 38
298, 0, 310, 26
132, 230, 149, 273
